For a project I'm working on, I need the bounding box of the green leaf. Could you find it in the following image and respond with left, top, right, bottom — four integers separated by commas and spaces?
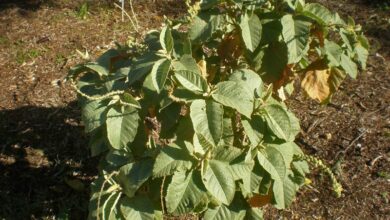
117, 159, 153, 198
81, 99, 108, 133
202, 159, 236, 204
106, 150, 133, 168
203, 194, 247, 220
189, 11, 224, 43
245, 207, 264, 220
175, 70, 208, 93
217, 118, 234, 147
213, 145, 242, 163
263, 104, 300, 142
160, 26, 174, 53
96, 48, 122, 70
172, 31, 192, 58
166, 170, 208, 215
172, 87, 203, 103
259, 16, 283, 46
340, 53, 358, 78
303, 3, 342, 25
339, 28, 354, 52
241, 161, 270, 196
324, 40, 342, 66
144, 30, 162, 51
242, 115, 267, 147
212, 81, 254, 118
354, 43, 369, 70
190, 99, 224, 147
106, 106, 139, 150
229, 153, 254, 181
172, 54, 201, 75
229, 69, 263, 97
158, 102, 181, 139
257, 143, 298, 209
258, 41, 288, 83
281, 15, 311, 64
128, 53, 160, 85
121, 93, 141, 109
152, 143, 194, 178
84, 62, 110, 76
240, 13, 262, 52
89, 127, 108, 156
151, 58, 171, 93
120, 195, 156, 220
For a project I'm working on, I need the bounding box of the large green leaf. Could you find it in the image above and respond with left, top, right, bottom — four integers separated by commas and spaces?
228, 153, 254, 181
281, 15, 311, 64
89, 127, 108, 156
257, 143, 298, 209
175, 70, 208, 93
258, 41, 288, 83
106, 150, 133, 169
203, 194, 247, 220
172, 54, 201, 74
84, 62, 110, 76
166, 170, 208, 215
213, 145, 242, 163
117, 159, 153, 198
158, 102, 181, 139
302, 3, 343, 25
151, 58, 171, 93
217, 118, 234, 147
202, 159, 236, 204
340, 53, 358, 78
172, 31, 192, 58
189, 11, 224, 43
324, 40, 342, 66
119, 195, 157, 220
240, 13, 262, 52
259, 16, 283, 46
81, 99, 108, 133
354, 43, 369, 70
211, 81, 254, 118
242, 115, 267, 147
204, 204, 246, 220
245, 207, 264, 220
160, 26, 174, 53
190, 99, 224, 147
128, 53, 160, 85
120, 93, 141, 109
263, 104, 300, 142
173, 55, 208, 93
106, 106, 139, 150
152, 143, 194, 178
241, 161, 270, 196
229, 69, 263, 97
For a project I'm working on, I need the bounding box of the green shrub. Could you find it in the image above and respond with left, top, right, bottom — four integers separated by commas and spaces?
68, 0, 368, 219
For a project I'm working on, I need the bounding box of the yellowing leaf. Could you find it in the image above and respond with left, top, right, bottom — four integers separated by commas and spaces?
301, 66, 330, 102
197, 59, 208, 79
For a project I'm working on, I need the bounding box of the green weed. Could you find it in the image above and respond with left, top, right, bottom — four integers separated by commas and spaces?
16, 49, 41, 64
77, 2, 89, 20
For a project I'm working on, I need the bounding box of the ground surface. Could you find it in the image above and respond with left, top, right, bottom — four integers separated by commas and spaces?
0, 0, 389, 219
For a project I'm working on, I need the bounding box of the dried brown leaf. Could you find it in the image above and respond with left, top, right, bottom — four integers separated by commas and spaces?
301, 66, 331, 102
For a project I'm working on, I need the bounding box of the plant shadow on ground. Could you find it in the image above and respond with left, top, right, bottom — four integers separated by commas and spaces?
0, 0, 53, 11
0, 101, 97, 219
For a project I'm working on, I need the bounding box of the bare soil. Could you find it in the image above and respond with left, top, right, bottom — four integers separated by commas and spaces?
0, 0, 389, 219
